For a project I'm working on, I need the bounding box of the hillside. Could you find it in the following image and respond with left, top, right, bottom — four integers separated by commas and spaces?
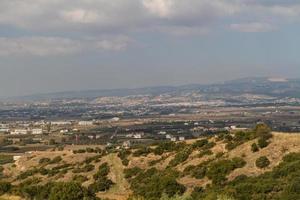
5, 77, 300, 101
1, 125, 300, 199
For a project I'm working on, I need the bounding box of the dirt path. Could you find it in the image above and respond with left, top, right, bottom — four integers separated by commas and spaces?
97, 153, 131, 200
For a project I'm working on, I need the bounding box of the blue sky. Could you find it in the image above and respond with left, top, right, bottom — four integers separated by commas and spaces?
0, 0, 300, 97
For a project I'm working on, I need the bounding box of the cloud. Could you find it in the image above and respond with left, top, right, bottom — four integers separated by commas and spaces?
230, 22, 276, 32
0, 0, 241, 35
143, 0, 173, 17
0, 0, 299, 55
61, 9, 99, 24
0, 36, 132, 56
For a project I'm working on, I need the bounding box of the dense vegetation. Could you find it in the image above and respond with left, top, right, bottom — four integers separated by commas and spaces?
127, 168, 186, 200
88, 163, 114, 193
191, 152, 300, 200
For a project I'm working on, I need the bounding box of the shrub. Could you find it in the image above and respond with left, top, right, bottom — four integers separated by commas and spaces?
73, 164, 95, 173
129, 168, 186, 199
72, 175, 88, 183
93, 163, 110, 180
192, 139, 209, 149
118, 149, 131, 166
73, 149, 86, 154
0, 155, 14, 164
89, 162, 114, 193
169, 147, 192, 167
192, 166, 207, 179
124, 167, 143, 179
282, 153, 300, 163
88, 178, 114, 192
0, 181, 11, 195
49, 182, 96, 200
199, 150, 213, 158
258, 138, 269, 149
206, 157, 246, 185
251, 143, 259, 152
133, 147, 152, 157
39, 157, 51, 164
49, 156, 62, 164
256, 156, 270, 168
84, 155, 102, 164
154, 142, 186, 155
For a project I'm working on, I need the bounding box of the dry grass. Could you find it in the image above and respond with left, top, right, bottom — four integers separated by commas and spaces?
97, 153, 131, 200
227, 132, 300, 180
0, 195, 22, 200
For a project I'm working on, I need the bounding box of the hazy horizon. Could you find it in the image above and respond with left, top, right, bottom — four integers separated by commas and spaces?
1, 0, 300, 97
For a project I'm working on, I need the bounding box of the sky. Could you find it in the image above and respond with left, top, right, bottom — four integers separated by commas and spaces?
0, 0, 300, 97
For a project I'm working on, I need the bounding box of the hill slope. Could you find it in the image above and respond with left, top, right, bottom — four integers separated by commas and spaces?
1, 127, 300, 199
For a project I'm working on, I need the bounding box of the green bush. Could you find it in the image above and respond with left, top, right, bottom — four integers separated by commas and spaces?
251, 143, 259, 152
72, 175, 88, 183
256, 156, 270, 168
49, 182, 96, 200
191, 166, 207, 179
89, 162, 114, 192
257, 138, 269, 149
124, 167, 143, 179
129, 168, 186, 200
169, 147, 192, 167
206, 157, 246, 185
192, 139, 209, 149
39, 157, 51, 164
0, 181, 11, 195
154, 142, 186, 155
73, 164, 95, 173
199, 150, 213, 158
133, 147, 152, 157
196, 152, 300, 200
49, 156, 62, 164
88, 178, 114, 192
84, 155, 102, 164
0, 155, 14, 164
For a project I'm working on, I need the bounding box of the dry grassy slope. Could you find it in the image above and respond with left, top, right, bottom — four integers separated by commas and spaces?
125, 132, 300, 192
2, 132, 300, 200
227, 132, 300, 180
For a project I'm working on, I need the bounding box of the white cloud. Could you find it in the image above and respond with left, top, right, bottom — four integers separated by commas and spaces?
0, 0, 299, 54
0, 0, 242, 34
0, 36, 132, 56
230, 22, 276, 32
143, 0, 173, 17
61, 9, 99, 24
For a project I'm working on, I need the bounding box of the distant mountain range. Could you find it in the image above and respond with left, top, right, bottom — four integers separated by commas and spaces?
5, 77, 300, 101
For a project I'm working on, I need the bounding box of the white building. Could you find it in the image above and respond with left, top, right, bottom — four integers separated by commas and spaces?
158, 131, 166, 135
0, 128, 9, 133
122, 141, 131, 149
60, 129, 69, 134
51, 121, 72, 125
13, 156, 22, 161
171, 137, 177, 142
78, 121, 94, 126
166, 134, 172, 139
133, 133, 143, 139
31, 129, 43, 135
11, 129, 28, 135
179, 137, 185, 141
110, 117, 120, 122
